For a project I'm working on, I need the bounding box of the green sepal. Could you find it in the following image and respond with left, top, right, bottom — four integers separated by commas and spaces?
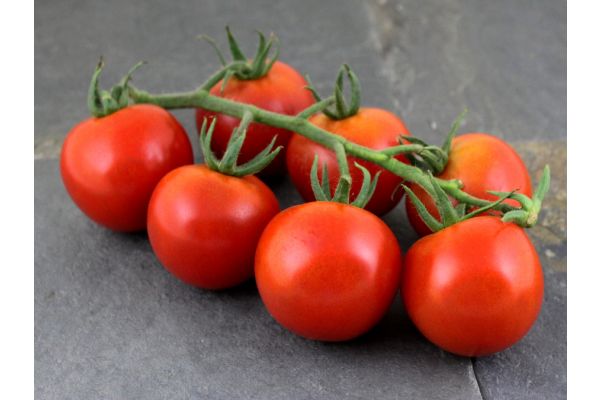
234, 137, 282, 176
489, 191, 533, 210
454, 203, 467, 218
199, 118, 221, 171
351, 163, 381, 208
461, 190, 514, 220
426, 172, 460, 226
330, 143, 352, 203
197, 34, 227, 66
310, 155, 331, 201
402, 184, 444, 232
220, 69, 235, 94
226, 26, 247, 61
442, 109, 468, 155
304, 75, 323, 102
533, 165, 551, 204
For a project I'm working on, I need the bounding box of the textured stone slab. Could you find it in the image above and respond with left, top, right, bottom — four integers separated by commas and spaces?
366, 0, 566, 144
35, 0, 566, 398
35, 159, 482, 400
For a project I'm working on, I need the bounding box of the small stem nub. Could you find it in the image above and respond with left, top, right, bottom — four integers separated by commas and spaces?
87, 59, 146, 118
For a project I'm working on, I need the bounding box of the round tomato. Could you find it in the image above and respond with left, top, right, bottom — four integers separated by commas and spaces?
286, 108, 411, 216
402, 216, 544, 357
195, 61, 314, 177
406, 133, 532, 236
60, 104, 193, 232
255, 202, 402, 341
147, 164, 279, 289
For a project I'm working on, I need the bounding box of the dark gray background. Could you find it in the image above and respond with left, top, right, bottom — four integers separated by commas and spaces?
35, 0, 566, 399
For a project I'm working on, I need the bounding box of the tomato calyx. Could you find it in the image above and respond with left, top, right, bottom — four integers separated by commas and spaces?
310, 144, 380, 208
385, 109, 468, 175
403, 164, 551, 231
87, 58, 146, 118
199, 111, 282, 177
403, 172, 513, 232
306, 64, 361, 120
199, 27, 280, 87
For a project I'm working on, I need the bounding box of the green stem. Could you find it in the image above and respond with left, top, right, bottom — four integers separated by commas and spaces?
129, 86, 518, 214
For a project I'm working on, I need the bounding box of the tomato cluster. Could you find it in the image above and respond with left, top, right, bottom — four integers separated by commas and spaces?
60, 35, 545, 358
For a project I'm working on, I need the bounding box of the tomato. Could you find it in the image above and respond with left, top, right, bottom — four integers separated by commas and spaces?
60, 104, 193, 232
255, 202, 402, 341
406, 133, 532, 236
286, 108, 411, 216
402, 216, 543, 357
195, 61, 314, 177
147, 164, 279, 289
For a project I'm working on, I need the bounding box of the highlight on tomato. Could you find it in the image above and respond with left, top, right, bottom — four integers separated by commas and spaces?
286, 65, 412, 216
405, 125, 532, 236
255, 157, 402, 341
196, 28, 314, 177
60, 61, 193, 232
147, 113, 280, 289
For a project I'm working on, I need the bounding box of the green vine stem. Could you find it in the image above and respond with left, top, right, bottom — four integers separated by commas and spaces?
126, 61, 549, 228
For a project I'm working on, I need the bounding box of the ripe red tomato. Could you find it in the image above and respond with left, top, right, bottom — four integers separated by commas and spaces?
406, 133, 532, 236
402, 216, 543, 357
286, 108, 411, 216
195, 61, 314, 177
255, 202, 402, 341
147, 164, 279, 289
60, 104, 193, 232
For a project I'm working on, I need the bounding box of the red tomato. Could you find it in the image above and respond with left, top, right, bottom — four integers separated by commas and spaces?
402, 216, 543, 357
406, 133, 532, 236
60, 104, 193, 232
286, 108, 411, 216
147, 164, 279, 289
195, 61, 314, 177
255, 202, 402, 341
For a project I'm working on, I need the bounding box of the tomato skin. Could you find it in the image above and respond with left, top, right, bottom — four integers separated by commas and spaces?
195, 61, 314, 177
60, 104, 193, 232
286, 108, 411, 216
406, 133, 532, 236
402, 216, 543, 357
255, 202, 402, 341
147, 165, 279, 290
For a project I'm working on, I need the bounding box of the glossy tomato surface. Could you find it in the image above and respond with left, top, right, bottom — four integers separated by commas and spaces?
195, 61, 314, 177
255, 202, 402, 341
406, 133, 532, 236
286, 108, 411, 216
402, 216, 544, 357
60, 104, 193, 232
147, 165, 279, 290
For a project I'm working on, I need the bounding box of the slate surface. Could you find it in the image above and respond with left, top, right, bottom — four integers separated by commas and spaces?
35, 0, 566, 399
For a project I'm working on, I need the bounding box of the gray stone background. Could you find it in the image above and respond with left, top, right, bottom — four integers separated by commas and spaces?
35, 0, 566, 399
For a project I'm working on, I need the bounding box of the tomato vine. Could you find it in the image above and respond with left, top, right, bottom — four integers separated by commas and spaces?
89, 29, 550, 229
